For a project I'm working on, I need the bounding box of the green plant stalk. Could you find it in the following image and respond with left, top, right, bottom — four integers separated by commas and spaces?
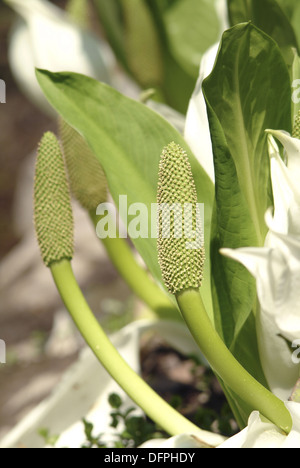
176, 288, 293, 435
50, 259, 208, 440
89, 211, 181, 321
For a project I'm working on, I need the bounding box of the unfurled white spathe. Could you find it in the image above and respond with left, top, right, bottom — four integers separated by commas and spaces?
140, 403, 300, 449
222, 130, 300, 344
6, 0, 116, 115
266, 130, 300, 235
221, 235, 300, 399
221, 130, 300, 399
139, 433, 217, 449
222, 229, 300, 345
218, 402, 300, 448
184, 43, 219, 182
184, 0, 229, 182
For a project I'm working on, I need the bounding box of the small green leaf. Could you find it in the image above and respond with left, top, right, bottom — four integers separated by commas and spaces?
108, 393, 123, 409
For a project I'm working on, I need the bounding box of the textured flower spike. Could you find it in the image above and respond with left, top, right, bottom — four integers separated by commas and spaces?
34, 131, 74, 267
157, 142, 205, 294
292, 110, 300, 139
59, 119, 107, 212
157, 150, 292, 435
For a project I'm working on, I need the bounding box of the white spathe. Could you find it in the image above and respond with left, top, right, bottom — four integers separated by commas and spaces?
139, 433, 209, 449
218, 402, 300, 448
221, 130, 300, 399
266, 130, 300, 235
184, 43, 219, 182
6, 0, 116, 115
184, 0, 229, 182
142, 402, 300, 449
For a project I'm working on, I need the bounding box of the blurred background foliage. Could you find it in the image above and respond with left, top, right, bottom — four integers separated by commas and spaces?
94, 0, 222, 113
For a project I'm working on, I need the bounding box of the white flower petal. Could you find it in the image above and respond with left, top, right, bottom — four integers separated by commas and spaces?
267, 138, 292, 234
215, 0, 230, 33
267, 130, 300, 177
6, 0, 116, 115
221, 239, 300, 397
219, 403, 300, 448
184, 43, 220, 182
267, 131, 300, 235
220, 247, 270, 279
139, 433, 211, 449
223, 231, 300, 344
184, 2, 229, 181
256, 308, 299, 400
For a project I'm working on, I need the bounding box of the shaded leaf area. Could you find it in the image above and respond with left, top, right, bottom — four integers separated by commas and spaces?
261, 0, 300, 53
227, 0, 299, 69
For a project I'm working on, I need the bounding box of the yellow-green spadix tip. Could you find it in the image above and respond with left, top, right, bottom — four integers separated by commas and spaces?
157, 142, 205, 295
292, 110, 300, 140
34, 131, 74, 267
59, 118, 107, 211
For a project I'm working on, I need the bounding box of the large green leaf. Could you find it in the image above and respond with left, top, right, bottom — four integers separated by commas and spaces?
202, 23, 291, 375
163, 0, 221, 78
227, 0, 299, 68
203, 23, 292, 246
206, 111, 257, 346
36, 70, 214, 315
268, 0, 300, 59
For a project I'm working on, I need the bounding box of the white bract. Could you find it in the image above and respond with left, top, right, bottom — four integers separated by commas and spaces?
184, 0, 229, 181
184, 43, 219, 182
6, 0, 116, 115
218, 402, 300, 448
221, 130, 300, 399
141, 402, 300, 449
139, 433, 214, 449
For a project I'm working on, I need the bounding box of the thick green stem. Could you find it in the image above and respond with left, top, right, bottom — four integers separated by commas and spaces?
89, 211, 181, 321
50, 260, 223, 442
176, 288, 293, 434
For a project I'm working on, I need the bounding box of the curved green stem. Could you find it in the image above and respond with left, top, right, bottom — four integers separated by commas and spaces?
50, 260, 223, 443
89, 211, 181, 321
176, 288, 293, 435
